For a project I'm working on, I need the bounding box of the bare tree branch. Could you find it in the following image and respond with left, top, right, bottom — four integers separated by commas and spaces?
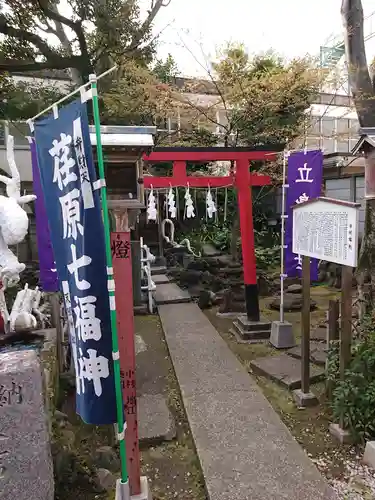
128, 0, 171, 51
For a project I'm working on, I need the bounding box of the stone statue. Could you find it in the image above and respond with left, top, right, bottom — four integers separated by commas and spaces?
0, 135, 36, 287
0, 135, 38, 334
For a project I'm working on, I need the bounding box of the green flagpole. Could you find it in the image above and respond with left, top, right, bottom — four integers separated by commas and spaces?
89, 73, 128, 485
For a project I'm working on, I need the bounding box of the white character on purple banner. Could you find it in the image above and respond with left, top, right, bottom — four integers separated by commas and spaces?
67, 244, 92, 290
295, 193, 309, 204
296, 163, 313, 183
74, 295, 102, 342
294, 254, 302, 271
59, 188, 84, 240
49, 133, 77, 190
77, 348, 110, 396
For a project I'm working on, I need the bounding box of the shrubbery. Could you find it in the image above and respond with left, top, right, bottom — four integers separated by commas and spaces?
328, 317, 375, 442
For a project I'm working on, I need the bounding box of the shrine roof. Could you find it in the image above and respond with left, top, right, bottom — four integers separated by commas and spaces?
89, 125, 156, 147
151, 145, 284, 153
351, 128, 375, 155
292, 196, 361, 210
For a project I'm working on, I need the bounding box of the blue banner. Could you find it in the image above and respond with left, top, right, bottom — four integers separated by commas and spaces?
34, 99, 117, 425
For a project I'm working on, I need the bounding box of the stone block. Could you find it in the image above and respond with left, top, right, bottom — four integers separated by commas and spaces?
329, 423, 353, 444
116, 477, 152, 500
363, 441, 375, 469
269, 293, 317, 312
138, 394, 176, 445
0, 348, 54, 500
232, 315, 271, 341
311, 326, 327, 342
292, 389, 319, 408
270, 321, 296, 349
150, 265, 167, 275
287, 342, 328, 366
152, 274, 170, 285
250, 354, 325, 390
154, 283, 191, 305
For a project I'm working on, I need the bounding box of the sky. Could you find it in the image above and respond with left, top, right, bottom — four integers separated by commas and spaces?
140, 0, 375, 77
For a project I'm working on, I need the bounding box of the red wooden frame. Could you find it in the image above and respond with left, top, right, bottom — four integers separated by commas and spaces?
142, 147, 280, 322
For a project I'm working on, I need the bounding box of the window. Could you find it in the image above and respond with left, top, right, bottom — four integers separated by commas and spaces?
305, 137, 321, 149
308, 117, 320, 136
321, 117, 335, 137
320, 94, 335, 105
322, 137, 335, 153
349, 119, 359, 138
336, 140, 350, 153
334, 95, 351, 106
337, 118, 349, 135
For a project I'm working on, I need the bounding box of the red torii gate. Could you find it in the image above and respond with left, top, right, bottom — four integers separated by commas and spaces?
143, 146, 280, 323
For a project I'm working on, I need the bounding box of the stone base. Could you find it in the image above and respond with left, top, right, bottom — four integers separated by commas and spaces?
116, 479, 130, 500
233, 315, 271, 341
329, 423, 353, 444
363, 441, 375, 468
116, 477, 152, 500
151, 265, 167, 275
288, 342, 328, 367
270, 321, 296, 349
250, 354, 325, 390
292, 389, 319, 408
138, 394, 176, 445
134, 304, 149, 316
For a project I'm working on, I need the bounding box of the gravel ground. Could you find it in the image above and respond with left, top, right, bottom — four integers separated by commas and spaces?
307, 448, 375, 499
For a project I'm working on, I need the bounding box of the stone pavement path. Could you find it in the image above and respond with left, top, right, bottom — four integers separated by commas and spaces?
135, 316, 176, 445
157, 300, 338, 500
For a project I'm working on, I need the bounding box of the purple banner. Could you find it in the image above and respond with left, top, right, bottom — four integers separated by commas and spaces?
285, 150, 323, 280
30, 139, 59, 291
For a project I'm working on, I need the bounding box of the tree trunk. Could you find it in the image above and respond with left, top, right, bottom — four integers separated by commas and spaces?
342, 0, 375, 319
356, 150, 375, 318
341, 0, 375, 126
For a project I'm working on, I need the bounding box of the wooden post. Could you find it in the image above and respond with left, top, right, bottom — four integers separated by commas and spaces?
111, 209, 141, 496
301, 255, 311, 395
328, 299, 340, 343
340, 266, 352, 380
326, 299, 340, 398
49, 292, 64, 374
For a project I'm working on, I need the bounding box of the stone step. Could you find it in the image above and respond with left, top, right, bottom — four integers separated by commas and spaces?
154, 283, 191, 305
232, 320, 271, 342
151, 265, 167, 275
138, 394, 176, 446
250, 354, 325, 390
153, 274, 170, 285
287, 342, 328, 367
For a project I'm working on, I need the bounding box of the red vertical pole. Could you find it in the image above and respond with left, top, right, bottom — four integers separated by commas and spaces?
173, 161, 187, 184
111, 231, 141, 496
235, 159, 260, 321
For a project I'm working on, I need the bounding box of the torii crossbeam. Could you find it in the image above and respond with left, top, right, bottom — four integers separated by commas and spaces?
143, 146, 281, 324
